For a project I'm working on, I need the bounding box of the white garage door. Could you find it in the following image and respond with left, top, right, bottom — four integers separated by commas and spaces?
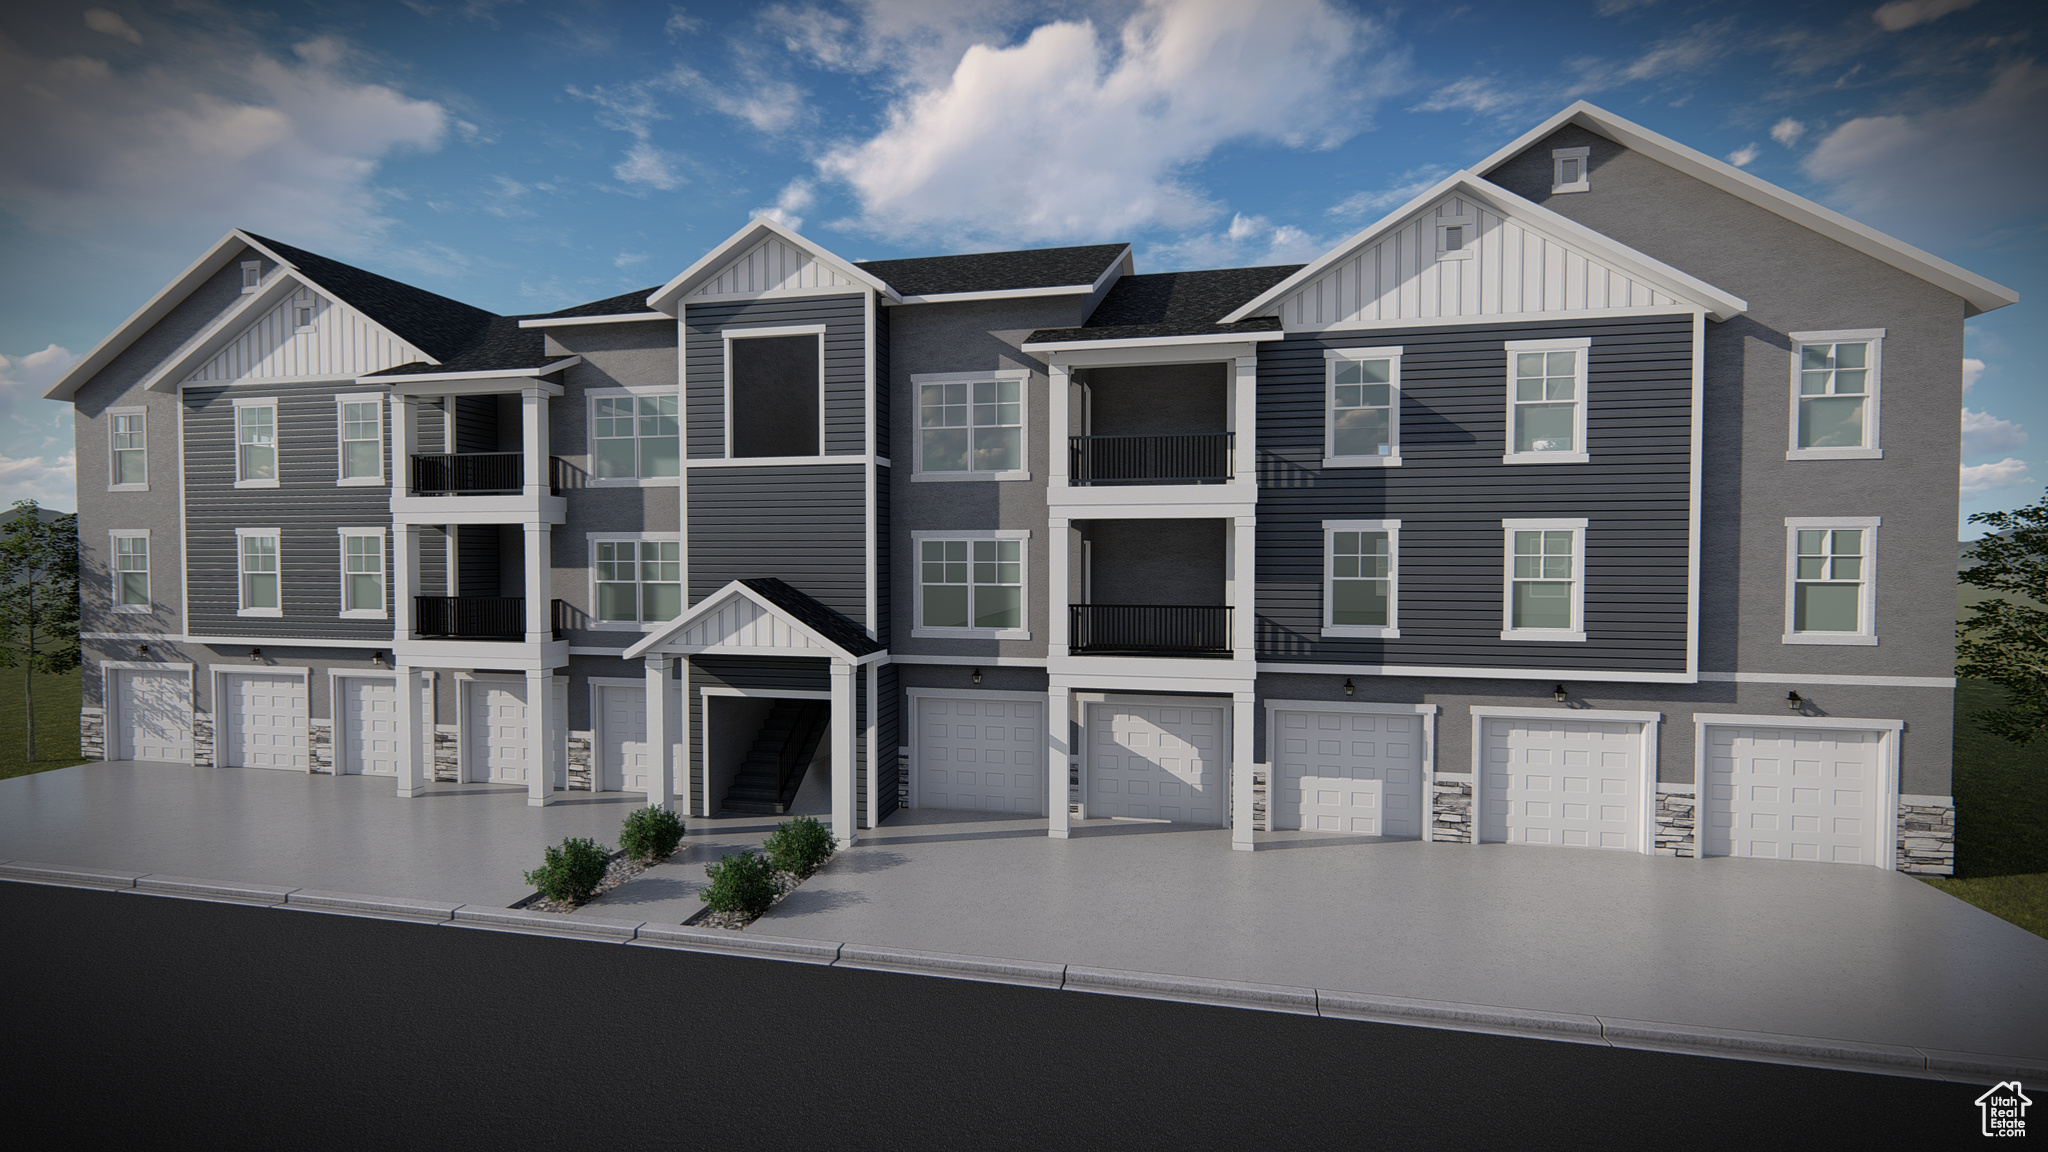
116, 669, 191, 763
1703, 725, 1881, 865
917, 696, 1043, 813
599, 685, 650, 793
1481, 717, 1642, 851
339, 678, 399, 776
221, 673, 308, 770
470, 680, 531, 785
1273, 710, 1421, 837
1089, 702, 1224, 825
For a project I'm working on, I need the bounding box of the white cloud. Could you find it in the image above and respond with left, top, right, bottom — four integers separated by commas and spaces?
0, 452, 77, 511
1962, 357, 1985, 395
1963, 407, 2026, 456
1328, 165, 1451, 220
1418, 19, 1733, 122
1412, 76, 1526, 115
765, 0, 1073, 91
84, 9, 144, 45
672, 63, 809, 132
1147, 212, 1327, 270
1961, 457, 2032, 494
666, 8, 705, 38
1770, 117, 1805, 146
613, 142, 688, 191
818, 0, 1397, 246
1727, 143, 1759, 167
753, 178, 816, 230
1872, 0, 1979, 32
0, 345, 79, 512
1595, 0, 1661, 13
614, 251, 651, 269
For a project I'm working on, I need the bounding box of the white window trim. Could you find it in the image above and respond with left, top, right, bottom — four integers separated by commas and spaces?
1323, 347, 1403, 468
585, 387, 683, 487
587, 533, 684, 632
1502, 337, 1592, 465
240, 260, 262, 294
337, 527, 389, 620
292, 289, 318, 334
1501, 517, 1587, 642
909, 369, 1033, 482
335, 393, 386, 487
1435, 216, 1477, 262
911, 529, 1031, 640
232, 396, 280, 489
110, 529, 150, 614
235, 527, 282, 618
1786, 328, 1885, 461
1322, 519, 1400, 638
723, 324, 828, 462
107, 405, 148, 492
1782, 516, 1879, 646
1552, 146, 1591, 194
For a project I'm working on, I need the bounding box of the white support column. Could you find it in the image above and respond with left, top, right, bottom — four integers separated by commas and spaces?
1048, 517, 1070, 657
525, 667, 553, 806
1232, 354, 1257, 482
1231, 516, 1256, 657
521, 386, 549, 496
1047, 684, 1071, 838
865, 660, 880, 829
392, 523, 414, 640
524, 523, 550, 641
1232, 691, 1256, 851
1048, 363, 1070, 489
394, 392, 417, 493
644, 655, 672, 811
830, 660, 857, 845
395, 665, 423, 798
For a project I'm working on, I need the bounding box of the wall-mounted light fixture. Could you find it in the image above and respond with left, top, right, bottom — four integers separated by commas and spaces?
249, 648, 262, 660
971, 667, 982, 684
1553, 683, 1569, 703
1342, 678, 1355, 697
1787, 690, 1803, 712
371, 651, 386, 668
137, 643, 150, 658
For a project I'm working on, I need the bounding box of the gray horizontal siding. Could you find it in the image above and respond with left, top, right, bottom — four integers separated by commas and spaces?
685, 294, 868, 458
1255, 314, 1694, 673
872, 298, 890, 462
183, 379, 395, 640
687, 655, 831, 813
688, 463, 868, 623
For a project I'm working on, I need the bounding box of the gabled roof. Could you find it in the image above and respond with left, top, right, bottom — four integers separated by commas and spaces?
857, 243, 1131, 301
622, 578, 883, 662
513, 285, 669, 328
241, 233, 499, 360
363, 315, 545, 376
1472, 100, 2017, 317
1026, 266, 1299, 344
646, 216, 896, 312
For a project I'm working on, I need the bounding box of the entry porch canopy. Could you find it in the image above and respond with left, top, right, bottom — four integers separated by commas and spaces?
625, 579, 885, 843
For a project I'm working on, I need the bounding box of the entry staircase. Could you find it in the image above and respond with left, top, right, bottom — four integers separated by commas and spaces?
720, 700, 831, 815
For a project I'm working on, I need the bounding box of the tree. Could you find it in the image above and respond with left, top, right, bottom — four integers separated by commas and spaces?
0, 500, 82, 764
1957, 488, 2048, 746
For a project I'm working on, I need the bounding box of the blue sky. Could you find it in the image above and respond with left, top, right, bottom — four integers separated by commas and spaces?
0, 0, 2040, 534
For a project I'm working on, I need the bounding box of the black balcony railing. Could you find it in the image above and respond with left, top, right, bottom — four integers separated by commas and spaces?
551, 597, 569, 640
1069, 433, 1233, 486
414, 596, 524, 640
1069, 604, 1233, 657
411, 452, 521, 495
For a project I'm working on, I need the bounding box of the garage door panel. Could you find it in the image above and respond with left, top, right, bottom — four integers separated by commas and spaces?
1090, 704, 1222, 825
917, 697, 1043, 814
1481, 718, 1640, 851
1272, 710, 1421, 837
222, 673, 308, 771
340, 678, 399, 776
1703, 725, 1880, 865
599, 686, 649, 792
118, 670, 192, 763
471, 682, 530, 784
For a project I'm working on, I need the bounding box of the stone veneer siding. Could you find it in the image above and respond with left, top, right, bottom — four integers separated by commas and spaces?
193, 712, 214, 768
432, 724, 460, 783
1896, 795, 1956, 875
1253, 765, 1269, 830
1654, 784, 1697, 858
1432, 776, 1475, 843
309, 719, 333, 774
897, 752, 910, 810
80, 708, 105, 760
567, 731, 594, 791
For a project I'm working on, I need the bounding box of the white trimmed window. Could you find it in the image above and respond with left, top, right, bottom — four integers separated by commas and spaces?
109, 407, 147, 490
337, 394, 384, 485
339, 530, 386, 618
1501, 518, 1587, 641
591, 536, 682, 627
1783, 517, 1878, 645
591, 393, 681, 480
913, 370, 1029, 480
234, 398, 279, 487
292, 290, 317, 333
726, 325, 825, 460
913, 531, 1029, 638
1436, 217, 1476, 261
237, 529, 281, 617
1788, 330, 1883, 460
1323, 520, 1399, 638
1503, 338, 1590, 464
111, 531, 149, 613
1324, 348, 1402, 467
1552, 147, 1591, 193
240, 261, 262, 293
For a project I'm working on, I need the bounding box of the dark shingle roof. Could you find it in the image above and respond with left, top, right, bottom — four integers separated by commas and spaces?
857, 244, 1128, 297
364, 316, 547, 376
741, 578, 883, 657
1025, 265, 1301, 344
527, 286, 666, 319
243, 232, 500, 362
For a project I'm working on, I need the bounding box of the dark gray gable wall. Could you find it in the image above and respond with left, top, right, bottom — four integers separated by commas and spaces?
684, 294, 867, 459
688, 464, 867, 621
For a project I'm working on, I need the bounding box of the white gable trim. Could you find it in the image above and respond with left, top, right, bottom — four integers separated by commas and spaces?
1472, 100, 2017, 317
135, 272, 303, 394
623, 580, 868, 662
45, 231, 255, 401
647, 217, 897, 313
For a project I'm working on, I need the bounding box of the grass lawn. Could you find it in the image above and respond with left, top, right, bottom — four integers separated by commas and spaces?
1920, 678, 2048, 939
0, 666, 84, 781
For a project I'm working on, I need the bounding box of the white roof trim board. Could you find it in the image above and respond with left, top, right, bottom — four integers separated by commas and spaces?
622, 580, 862, 662
1471, 100, 2017, 317
517, 312, 671, 329
44, 230, 258, 401
646, 216, 898, 313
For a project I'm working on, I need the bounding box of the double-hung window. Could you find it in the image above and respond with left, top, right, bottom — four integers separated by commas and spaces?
1503, 338, 1590, 463
109, 408, 147, 490
234, 398, 278, 487
592, 537, 682, 627
914, 371, 1028, 479
1783, 517, 1878, 645
237, 529, 281, 617
1323, 520, 1399, 637
1788, 330, 1883, 460
592, 394, 681, 480
337, 394, 384, 485
914, 531, 1028, 638
1501, 518, 1586, 641
1324, 348, 1401, 467
111, 531, 149, 612
339, 530, 386, 618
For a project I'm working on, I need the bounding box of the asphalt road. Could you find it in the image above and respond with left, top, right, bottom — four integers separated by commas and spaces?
0, 881, 1992, 1150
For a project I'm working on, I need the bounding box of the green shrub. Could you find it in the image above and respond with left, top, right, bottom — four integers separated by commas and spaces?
700, 849, 778, 917
524, 836, 611, 904
763, 814, 837, 878
619, 806, 686, 862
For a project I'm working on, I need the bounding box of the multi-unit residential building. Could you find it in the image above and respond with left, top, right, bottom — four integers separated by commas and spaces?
49, 102, 2014, 875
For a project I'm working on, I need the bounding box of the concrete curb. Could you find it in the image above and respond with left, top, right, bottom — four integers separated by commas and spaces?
836, 943, 1066, 989
127, 874, 297, 906
0, 860, 146, 890
446, 906, 645, 941
1920, 1048, 2048, 1084
633, 924, 843, 965
1317, 989, 1606, 1044
1065, 965, 1321, 1016
283, 890, 461, 923
1597, 1016, 1929, 1077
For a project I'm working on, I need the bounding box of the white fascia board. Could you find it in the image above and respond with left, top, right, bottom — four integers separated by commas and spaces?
45, 230, 255, 401
1023, 330, 1285, 354
137, 272, 309, 394
517, 312, 670, 329
364, 357, 580, 389
1472, 101, 2018, 317
621, 579, 861, 662
646, 216, 899, 314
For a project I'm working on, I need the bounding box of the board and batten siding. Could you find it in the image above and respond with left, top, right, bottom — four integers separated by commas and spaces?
1255, 313, 1695, 675
1273, 194, 1685, 330
687, 463, 868, 622
183, 379, 395, 640
688, 235, 863, 299
184, 289, 431, 382
684, 295, 868, 458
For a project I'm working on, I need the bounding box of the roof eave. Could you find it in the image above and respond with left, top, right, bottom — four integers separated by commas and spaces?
517, 312, 671, 329
646, 217, 900, 314
622, 579, 864, 662
43, 230, 253, 401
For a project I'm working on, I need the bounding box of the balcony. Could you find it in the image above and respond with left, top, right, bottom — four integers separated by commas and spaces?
413, 597, 568, 641
410, 453, 568, 496
1069, 604, 1232, 657
1069, 433, 1232, 486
